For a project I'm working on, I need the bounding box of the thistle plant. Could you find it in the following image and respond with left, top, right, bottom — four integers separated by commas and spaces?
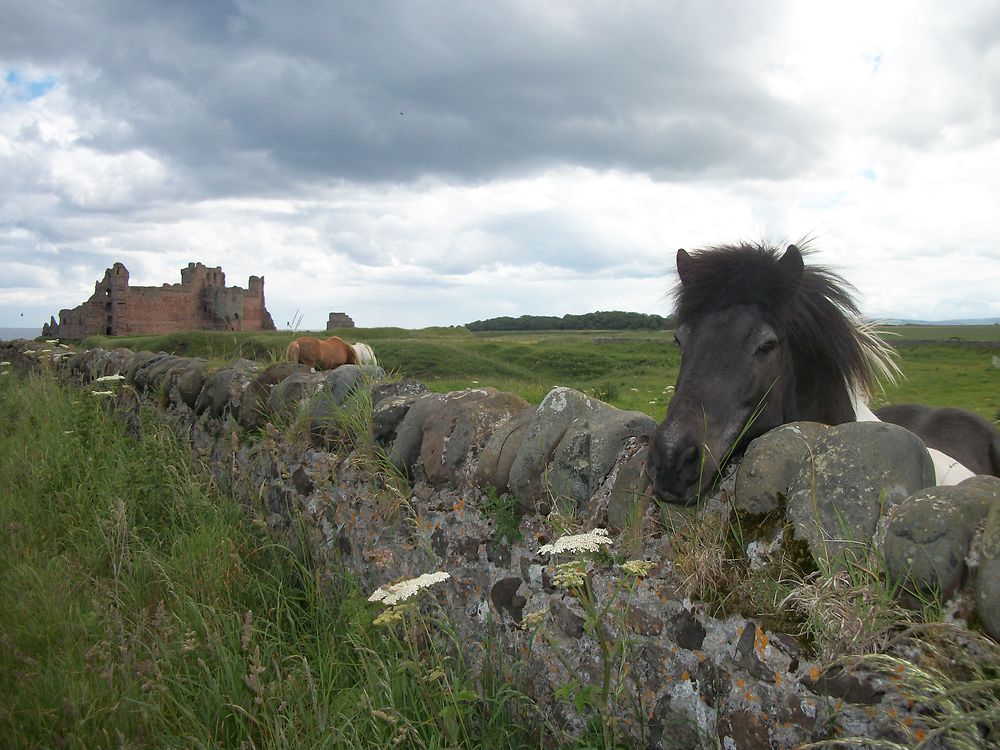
526, 528, 654, 749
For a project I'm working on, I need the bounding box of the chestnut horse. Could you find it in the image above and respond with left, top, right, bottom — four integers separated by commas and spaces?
285, 335, 358, 370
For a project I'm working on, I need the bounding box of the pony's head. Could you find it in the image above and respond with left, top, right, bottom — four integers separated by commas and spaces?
646, 242, 892, 504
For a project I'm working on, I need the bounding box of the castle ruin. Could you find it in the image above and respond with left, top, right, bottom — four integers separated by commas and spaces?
43, 262, 276, 338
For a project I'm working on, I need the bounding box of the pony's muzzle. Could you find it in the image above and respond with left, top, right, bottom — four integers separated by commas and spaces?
646, 433, 704, 505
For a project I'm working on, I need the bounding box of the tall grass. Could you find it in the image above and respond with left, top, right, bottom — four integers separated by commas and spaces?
0, 371, 542, 749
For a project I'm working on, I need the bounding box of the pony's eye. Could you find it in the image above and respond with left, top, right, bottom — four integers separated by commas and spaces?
756, 339, 777, 356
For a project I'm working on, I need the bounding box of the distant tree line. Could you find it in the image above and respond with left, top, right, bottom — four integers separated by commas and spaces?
465, 310, 674, 331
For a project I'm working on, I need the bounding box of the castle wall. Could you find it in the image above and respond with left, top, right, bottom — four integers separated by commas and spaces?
44, 262, 276, 338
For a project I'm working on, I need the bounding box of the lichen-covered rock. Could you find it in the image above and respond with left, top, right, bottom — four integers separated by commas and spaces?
194, 359, 259, 418
389, 388, 530, 486
784, 421, 935, 567
507, 388, 654, 515
883, 480, 997, 606
123, 351, 159, 383
508, 388, 603, 513
607, 446, 651, 533
239, 362, 311, 430
547, 408, 656, 516
321, 364, 385, 406
735, 422, 829, 515
264, 371, 326, 422
974, 477, 1000, 639
133, 354, 184, 394
371, 378, 431, 445
476, 408, 535, 494
176, 360, 208, 409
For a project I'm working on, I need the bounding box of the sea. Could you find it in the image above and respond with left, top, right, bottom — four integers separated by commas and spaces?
0, 327, 42, 341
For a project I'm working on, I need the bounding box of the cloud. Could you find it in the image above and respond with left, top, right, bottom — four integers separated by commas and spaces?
1, 0, 999, 329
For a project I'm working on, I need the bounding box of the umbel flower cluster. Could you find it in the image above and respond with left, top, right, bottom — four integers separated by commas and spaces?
538, 528, 612, 556
368, 571, 451, 607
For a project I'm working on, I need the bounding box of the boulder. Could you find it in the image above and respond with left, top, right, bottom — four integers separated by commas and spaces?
785, 421, 935, 567
194, 359, 259, 418
176, 360, 208, 409
607, 446, 651, 533
310, 365, 387, 445
238, 362, 311, 430
546, 407, 656, 515
508, 388, 605, 514
735, 422, 830, 516
477, 408, 535, 494
883, 478, 997, 606
507, 388, 656, 515
976, 484, 1000, 639
264, 371, 326, 423
389, 388, 530, 486
371, 378, 431, 445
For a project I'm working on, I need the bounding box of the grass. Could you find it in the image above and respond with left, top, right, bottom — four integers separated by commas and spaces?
0, 370, 544, 749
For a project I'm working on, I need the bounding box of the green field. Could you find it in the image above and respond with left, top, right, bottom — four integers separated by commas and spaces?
79, 326, 1000, 423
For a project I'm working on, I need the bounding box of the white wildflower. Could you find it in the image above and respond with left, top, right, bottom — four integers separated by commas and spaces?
95, 374, 126, 383
1, 371, 8, 376
46, 340, 58, 344
91, 390, 115, 397
0, 361, 10, 366
368, 571, 451, 606
539, 528, 611, 555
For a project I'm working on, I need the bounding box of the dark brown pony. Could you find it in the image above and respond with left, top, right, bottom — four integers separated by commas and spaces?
285, 335, 358, 371
646, 242, 898, 504
876, 404, 1000, 477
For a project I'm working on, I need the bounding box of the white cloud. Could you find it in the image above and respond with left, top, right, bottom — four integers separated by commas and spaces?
1, 0, 999, 331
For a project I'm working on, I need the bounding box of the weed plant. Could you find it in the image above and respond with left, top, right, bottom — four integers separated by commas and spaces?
0, 370, 541, 749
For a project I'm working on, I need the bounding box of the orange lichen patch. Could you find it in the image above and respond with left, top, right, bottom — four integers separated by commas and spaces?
738, 625, 745, 637
736, 677, 746, 690
914, 729, 926, 742
888, 708, 897, 719
452, 497, 465, 512
903, 717, 914, 728
681, 671, 690, 682
809, 666, 821, 681
697, 651, 706, 662
754, 626, 770, 659
774, 673, 782, 687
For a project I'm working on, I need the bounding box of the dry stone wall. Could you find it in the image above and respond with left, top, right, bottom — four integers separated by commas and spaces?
4, 337, 999, 750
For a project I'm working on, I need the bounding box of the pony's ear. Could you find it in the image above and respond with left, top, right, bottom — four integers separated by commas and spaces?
779, 244, 805, 287
676, 248, 692, 283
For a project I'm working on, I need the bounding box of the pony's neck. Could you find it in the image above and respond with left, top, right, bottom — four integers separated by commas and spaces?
791, 371, 857, 426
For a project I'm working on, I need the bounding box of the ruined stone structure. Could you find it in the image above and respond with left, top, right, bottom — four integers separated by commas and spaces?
43, 262, 276, 338
326, 312, 355, 329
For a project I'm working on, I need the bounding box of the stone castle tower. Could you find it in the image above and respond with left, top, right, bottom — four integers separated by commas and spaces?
43, 262, 276, 338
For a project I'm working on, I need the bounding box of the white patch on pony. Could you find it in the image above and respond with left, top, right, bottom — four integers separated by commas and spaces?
351, 342, 378, 366
850, 391, 975, 486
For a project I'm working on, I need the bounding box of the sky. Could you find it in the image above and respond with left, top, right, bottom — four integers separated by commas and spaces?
1, 0, 999, 332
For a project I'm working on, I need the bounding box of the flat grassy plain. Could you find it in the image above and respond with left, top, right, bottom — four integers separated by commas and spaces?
82, 325, 1000, 422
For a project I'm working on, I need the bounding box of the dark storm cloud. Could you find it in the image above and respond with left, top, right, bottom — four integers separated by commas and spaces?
1, 0, 824, 194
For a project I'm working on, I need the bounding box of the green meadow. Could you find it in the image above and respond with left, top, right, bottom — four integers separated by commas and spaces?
82, 325, 1000, 422
0, 371, 544, 749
